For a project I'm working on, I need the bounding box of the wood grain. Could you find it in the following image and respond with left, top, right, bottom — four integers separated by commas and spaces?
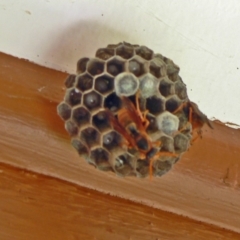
1, 163, 239, 240
0, 52, 240, 237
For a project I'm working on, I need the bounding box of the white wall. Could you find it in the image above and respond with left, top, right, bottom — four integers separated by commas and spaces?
1, 0, 240, 127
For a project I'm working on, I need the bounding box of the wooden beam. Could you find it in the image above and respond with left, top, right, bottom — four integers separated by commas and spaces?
1, 52, 240, 236
1, 163, 239, 240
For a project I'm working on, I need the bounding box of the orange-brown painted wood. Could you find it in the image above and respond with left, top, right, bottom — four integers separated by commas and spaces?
1, 163, 239, 240
1, 52, 240, 238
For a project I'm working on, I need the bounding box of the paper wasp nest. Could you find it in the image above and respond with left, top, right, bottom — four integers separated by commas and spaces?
57, 42, 208, 178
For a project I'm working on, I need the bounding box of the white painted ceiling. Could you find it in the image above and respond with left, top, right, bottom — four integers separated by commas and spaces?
1, 0, 240, 127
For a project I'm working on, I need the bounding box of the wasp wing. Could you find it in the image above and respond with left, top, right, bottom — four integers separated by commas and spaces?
189, 101, 213, 129
105, 109, 135, 147
120, 96, 145, 131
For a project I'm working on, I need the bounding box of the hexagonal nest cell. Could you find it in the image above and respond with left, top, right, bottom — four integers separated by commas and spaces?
57, 42, 213, 178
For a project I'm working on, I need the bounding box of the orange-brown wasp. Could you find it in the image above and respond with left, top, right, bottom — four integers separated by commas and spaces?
174, 101, 213, 141
187, 101, 213, 131
107, 92, 177, 177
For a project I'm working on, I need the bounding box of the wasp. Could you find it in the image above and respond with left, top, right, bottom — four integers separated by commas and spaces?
107, 93, 155, 156
173, 100, 213, 141
107, 92, 177, 177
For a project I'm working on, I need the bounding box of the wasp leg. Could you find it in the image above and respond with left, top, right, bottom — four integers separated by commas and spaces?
119, 140, 132, 151
172, 101, 188, 114
175, 104, 204, 143
191, 134, 199, 144
135, 91, 147, 120
190, 129, 203, 145
172, 101, 192, 133
135, 90, 144, 119
187, 106, 203, 143
135, 90, 150, 128
152, 140, 162, 148
148, 151, 178, 180
175, 105, 198, 141
142, 110, 150, 129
